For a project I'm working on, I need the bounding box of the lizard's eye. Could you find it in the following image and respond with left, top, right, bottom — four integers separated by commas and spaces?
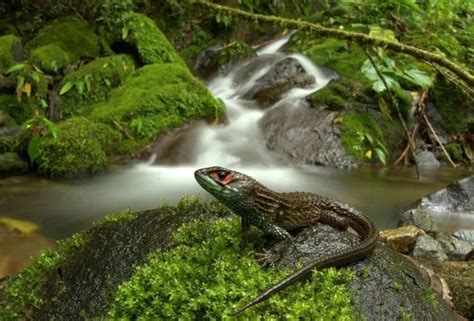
218, 170, 228, 180
211, 170, 233, 185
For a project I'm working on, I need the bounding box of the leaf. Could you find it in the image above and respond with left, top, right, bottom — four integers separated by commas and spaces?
365, 150, 373, 159
22, 82, 31, 97
369, 25, 398, 42
104, 78, 112, 86
16, 76, 25, 92
375, 148, 387, 165
0, 216, 38, 234
21, 118, 35, 129
364, 133, 374, 144
122, 26, 129, 39
76, 81, 85, 95
60, 82, 74, 95
402, 68, 432, 89
42, 118, 57, 139
31, 71, 41, 83
6, 63, 25, 74
27, 136, 41, 163
40, 99, 48, 109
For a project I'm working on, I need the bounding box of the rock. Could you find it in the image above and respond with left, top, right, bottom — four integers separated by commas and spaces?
0, 199, 458, 320
436, 233, 474, 261
0, 152, 28, 176
453, 229, 474, 244
0, 35, 23, 74
243, 57, 315, 108
259, 104, 356, 168
415, 150, 440, 168
399, 209, 438, 234
379, 225, 425, 253
413, 234, 447, 262
0, 127, 28, 154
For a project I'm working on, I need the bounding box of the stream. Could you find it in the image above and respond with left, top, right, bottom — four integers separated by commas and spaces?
0, 35, 472, 240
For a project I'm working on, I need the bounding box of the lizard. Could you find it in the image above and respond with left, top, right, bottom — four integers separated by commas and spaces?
194, 166, 378, 315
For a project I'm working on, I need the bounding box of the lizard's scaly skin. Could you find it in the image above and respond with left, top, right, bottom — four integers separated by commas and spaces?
195, 166, 378, 315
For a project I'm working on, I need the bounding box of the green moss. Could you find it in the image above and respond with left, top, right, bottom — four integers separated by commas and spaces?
107, 216, 355, 319
36, 117, 121, 177
104, 208, 137, 223
122, 13, 185, 66
30, 44, 70, 73
90, 63, 224, 153
337, 113, 386, 162
216, 40, 255, 68
0, 34, 21, 73
0, 128, 28, 154
445, 143, 464, 162
27, 17, 101, 71
60, 54, 135, 117
178, 29, 215, 63
0, 152, 28, 174
0, 232, 87, 321
423, 288, 440, 309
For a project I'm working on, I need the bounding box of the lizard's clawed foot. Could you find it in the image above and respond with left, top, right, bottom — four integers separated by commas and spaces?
254, 248, 281, 267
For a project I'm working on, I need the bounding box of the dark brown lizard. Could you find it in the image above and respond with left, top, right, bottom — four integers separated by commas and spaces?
194, 166, 378, 315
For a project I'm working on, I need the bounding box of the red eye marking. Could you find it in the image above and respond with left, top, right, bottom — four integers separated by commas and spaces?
211, 171, 233, 185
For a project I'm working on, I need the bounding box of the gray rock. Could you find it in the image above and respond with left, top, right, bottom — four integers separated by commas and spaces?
399, 209, 438, 234
437, 233, 473, 261
259, 104, 356, 168
413, 234, 448, 262
453, 229, 474, 244
415, 150, 440, 168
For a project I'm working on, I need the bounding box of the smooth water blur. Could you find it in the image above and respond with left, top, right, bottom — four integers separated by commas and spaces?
0, 164, 471, 239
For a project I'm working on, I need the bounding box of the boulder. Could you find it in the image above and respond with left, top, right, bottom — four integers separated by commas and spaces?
415, 150, 440, 168
436, 233, 473, 261
413, 234, 447, 262
242, 57, 315, 108
259, 104, 356, 168
0, 152, 28, 176
453, 229, 474, 244
0, 127, 28, 154
399, 209, 438, 234
379, 225, 425, 253
0, 198, 458, 320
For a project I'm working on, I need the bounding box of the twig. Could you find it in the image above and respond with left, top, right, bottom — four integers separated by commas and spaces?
364, 49, 420, 179
394, 123, 419, 165
112, 120, 135, 140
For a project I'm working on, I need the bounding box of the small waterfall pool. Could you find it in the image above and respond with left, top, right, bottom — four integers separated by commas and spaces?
0, 35, 472, 240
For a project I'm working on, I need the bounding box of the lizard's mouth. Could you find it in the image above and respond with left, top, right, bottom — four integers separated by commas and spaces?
194, 170, 221, 194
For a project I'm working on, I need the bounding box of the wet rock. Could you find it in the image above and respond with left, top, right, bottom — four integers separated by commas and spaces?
453, 229, 474, 244
379, 225, 425, 253
0, 152, 28, 176
399, 209, 438, 234
259, 104, 356, 168
413, 234, 447, 262
436, 233, 473, 261
243, 57, 315, 108
415, 150, 440, 168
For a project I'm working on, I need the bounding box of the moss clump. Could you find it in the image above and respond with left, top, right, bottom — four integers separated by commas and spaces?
30, 44, 70, 74
0, 128, 28, 154
36, 117, 121, 177
337, 113, 386, 162
0, 34, 22, 73
0, 152, 28, 175
0, 233, 87, 321
107, 216, 355, 319
122, 13, 185, 66
27, 17, 101, 71
178, 29, 215, 63
60, 54, 135, 117
90, 63, 224, 153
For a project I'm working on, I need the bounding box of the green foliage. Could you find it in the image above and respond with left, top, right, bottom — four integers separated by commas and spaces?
0, 232, 87, 321
104, 208, 137, 223
216, 40, 254, 67
121, 13, 186, 66
59, 54, 135, 117
0, 35, 22, 73
36, 117, 121, 177
26, 17, 101, 71
90, 63, 224, 153
0, 152, 28, 174
337, 113, 389, 165
107, 216, 355, 319
96, 0, 135, 39
22, 115, 58, 163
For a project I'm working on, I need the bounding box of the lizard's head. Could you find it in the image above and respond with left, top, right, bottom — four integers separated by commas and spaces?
194, 166, 255, 203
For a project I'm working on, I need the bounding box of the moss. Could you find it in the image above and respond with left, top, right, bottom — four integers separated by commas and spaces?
445, 143, 464, 162
90, 63, 224, 153
178, 29, 215, 63
107, 216, 355, 319
60, 54, 135, 117
104, 208, 137, 223
216, 40, 254, 68
27, 17, 101, 71
36, 117, 121, 177
0, 152, 28, 175
0, 128, 28, 154
337, 113, 386, 162
122, 13, 185, 66
0, 232, 87, 321
0, 34, 22, 73
30, 44, 70, 74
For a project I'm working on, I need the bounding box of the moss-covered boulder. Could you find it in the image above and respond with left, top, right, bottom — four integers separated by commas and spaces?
59, 54, 135, 117
0, 35, 23, 73
0, 197, 458, 320
27, 17, 101, 73
0, 127, 29, 154
36, 117, 121, 177
0, 152, 28, 175
90, 63, 224, 153
121, 13, 185, 66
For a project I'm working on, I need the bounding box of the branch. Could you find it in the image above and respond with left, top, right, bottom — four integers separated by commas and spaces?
193, 0, 474, 88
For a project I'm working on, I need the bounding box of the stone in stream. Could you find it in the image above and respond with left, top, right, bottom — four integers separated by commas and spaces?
378, 225, 425, 253
436, 232, 474, 261
399, 208, 438, 235
453, 229, 474, 244
0, 198, 459, 320
412, 234, 448, 262
414, 150, 440, 168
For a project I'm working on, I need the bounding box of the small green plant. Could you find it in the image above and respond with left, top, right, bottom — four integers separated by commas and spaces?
59, 74, 92, 96
22, 114, 58, 163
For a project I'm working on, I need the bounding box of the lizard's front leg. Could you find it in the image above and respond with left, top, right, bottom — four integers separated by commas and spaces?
255, 223, 292, 267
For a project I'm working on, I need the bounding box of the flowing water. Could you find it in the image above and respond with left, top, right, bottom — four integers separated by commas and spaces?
0, 36, 472, 240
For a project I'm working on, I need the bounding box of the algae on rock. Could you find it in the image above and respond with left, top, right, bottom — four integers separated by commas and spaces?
0, 34, 23, 73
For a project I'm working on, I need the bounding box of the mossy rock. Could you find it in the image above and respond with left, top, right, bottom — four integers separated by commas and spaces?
0, 152, 28, 175
90, 63, 224, 153
121, 13, 185, 66
36, 117, 121, 177
0, 34, 23, 73
60, 54, 136, 117
0, 127, 29, 154
27, 17, 101, 72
